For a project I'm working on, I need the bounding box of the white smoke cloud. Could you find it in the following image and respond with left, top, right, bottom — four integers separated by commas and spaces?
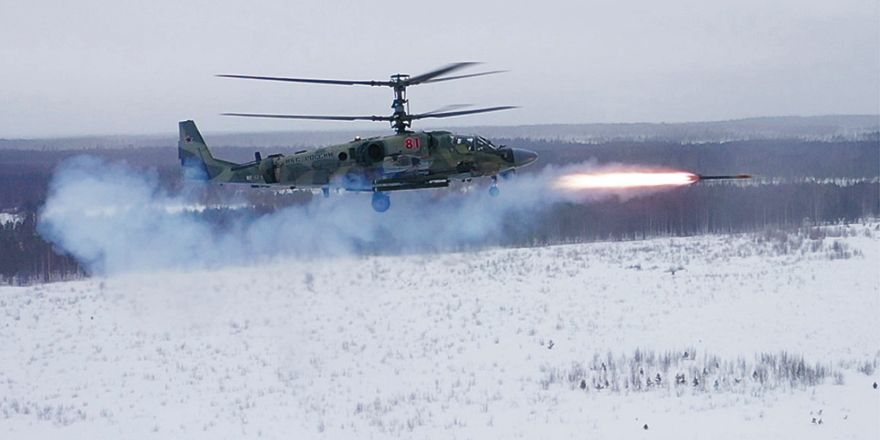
37, 156, 680, 275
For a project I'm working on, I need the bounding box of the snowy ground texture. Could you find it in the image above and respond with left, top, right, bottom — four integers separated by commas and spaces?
1, 223, 879, 439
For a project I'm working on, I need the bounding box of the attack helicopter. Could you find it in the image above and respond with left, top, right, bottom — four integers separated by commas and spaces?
178, 62, 537, 212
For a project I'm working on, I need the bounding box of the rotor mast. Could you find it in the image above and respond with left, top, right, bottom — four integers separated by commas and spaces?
390, 74, 411, 133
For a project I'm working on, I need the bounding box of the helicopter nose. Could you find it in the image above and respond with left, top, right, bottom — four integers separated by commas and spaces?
512, 148, 538, 168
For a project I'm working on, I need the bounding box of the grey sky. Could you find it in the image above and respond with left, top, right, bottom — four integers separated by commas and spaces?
1, 0, 878, 137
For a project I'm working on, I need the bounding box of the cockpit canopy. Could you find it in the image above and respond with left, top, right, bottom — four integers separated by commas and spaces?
452, 135, 498, 151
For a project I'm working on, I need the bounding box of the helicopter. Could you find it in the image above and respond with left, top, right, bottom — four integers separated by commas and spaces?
178, 62, 538, 212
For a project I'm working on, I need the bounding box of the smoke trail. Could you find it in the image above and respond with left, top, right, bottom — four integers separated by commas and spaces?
37, 156, 683, 275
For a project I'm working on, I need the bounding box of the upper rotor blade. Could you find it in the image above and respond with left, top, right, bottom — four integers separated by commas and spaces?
423, 70, 507, 84
222, 113, 392, 121
403, 62, 480, 86
216, 74, 390, 87
411, 106, 518, 120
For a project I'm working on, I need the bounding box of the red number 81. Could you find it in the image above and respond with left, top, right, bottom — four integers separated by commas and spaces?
404, 137, 421, 150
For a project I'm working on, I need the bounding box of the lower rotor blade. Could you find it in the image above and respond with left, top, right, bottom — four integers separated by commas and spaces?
420, 103, 474, 115
411, 106, 518, 120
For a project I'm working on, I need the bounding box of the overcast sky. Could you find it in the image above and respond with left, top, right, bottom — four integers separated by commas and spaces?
1, 0, 878, 137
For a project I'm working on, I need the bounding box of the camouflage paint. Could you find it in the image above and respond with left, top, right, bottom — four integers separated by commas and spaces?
178, 120, 536, 193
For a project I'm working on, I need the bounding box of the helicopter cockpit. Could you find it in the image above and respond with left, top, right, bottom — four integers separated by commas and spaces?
453, 135, 498, 152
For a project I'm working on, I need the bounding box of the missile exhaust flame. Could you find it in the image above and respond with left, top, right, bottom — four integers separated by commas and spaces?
554, 171, 698, 190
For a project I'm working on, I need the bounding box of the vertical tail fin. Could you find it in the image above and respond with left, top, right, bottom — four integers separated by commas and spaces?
178, 120, 233, 180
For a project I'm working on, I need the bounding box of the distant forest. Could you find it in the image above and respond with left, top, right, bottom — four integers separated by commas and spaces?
1, 135, 878, 284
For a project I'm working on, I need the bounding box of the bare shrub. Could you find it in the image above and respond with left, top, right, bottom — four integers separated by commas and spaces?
750, 224, 866, 260
856, 359, 877, 376
543, 349, 843, 396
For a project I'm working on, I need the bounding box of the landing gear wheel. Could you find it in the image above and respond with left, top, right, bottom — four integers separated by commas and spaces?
489, 175, 500, 197
371, 192, 391, 212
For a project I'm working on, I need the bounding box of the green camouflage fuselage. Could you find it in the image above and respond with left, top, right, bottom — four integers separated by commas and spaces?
178, 120, 536, 193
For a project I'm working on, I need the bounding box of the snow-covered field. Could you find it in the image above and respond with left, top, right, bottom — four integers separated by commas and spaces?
1, 224, 878, 439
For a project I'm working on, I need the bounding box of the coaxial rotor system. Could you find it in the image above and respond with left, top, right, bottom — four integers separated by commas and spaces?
217, 62, 516, 133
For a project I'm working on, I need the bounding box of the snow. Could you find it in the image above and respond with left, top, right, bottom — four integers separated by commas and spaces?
1, 224, 878, 439
0, 213, 24, 227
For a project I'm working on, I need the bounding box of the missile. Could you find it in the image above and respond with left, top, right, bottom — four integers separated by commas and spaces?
554, 171, 752, 190
691, 174, 752, 183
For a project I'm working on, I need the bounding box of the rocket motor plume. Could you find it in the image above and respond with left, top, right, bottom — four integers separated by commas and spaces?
554, 171, 698, 190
